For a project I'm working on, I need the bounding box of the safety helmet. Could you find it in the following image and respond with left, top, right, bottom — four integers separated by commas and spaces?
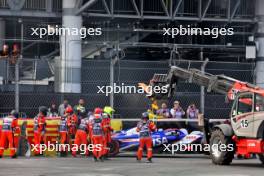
10, 110, 19, 119
103, 106, 115, 116
39, 106, 48, 116
141, 112, 149, 120
65, 106, 73, 114
94, 107, 103, 114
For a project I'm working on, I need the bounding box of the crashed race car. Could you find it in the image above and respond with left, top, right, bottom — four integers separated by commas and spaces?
108, 127, 204, 156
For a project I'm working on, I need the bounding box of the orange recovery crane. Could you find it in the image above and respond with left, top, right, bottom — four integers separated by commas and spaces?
141, 65, 264, 165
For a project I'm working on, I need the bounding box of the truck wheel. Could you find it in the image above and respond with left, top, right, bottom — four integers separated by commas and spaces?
258, 154, 264, 164
108, 140, 120, 157
210, 129, 235, 165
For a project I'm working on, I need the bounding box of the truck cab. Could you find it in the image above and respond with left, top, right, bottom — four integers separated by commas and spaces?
231, 91, 264, 138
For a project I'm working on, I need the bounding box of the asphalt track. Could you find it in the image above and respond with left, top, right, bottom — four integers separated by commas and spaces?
0, 154, 263, 176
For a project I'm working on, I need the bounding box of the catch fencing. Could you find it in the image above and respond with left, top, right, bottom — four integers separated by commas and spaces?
0, 59, 255, 119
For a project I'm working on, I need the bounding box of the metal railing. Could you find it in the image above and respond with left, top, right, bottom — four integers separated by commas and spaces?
86, 0, 255, 22
0, 112, 27, 118
0, 0, 62, 12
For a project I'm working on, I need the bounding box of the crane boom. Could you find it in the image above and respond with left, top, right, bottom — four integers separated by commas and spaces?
144, 65, 263, 100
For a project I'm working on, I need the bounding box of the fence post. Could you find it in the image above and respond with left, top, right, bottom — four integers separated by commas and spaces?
200, 56, 209, 115
110, 43, 119, 108
110, 57, 114, 108
15, 19, 23, 112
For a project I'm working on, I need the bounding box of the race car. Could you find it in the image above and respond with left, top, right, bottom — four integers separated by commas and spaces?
109, 127, 204, 156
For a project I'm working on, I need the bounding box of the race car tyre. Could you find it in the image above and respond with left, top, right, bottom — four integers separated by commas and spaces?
258, 154, 264, 164
108, 140, 120, 157
209, 129, 235, 165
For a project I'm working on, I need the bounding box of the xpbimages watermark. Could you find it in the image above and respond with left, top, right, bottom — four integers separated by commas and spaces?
30, 25, 102, 39
97, 83, 168, 96
31, 141, 102, 154
163, 143, 234, 154
163, 25, 234, 39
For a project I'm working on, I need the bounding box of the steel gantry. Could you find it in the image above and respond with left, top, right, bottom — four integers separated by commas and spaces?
81, 0, 255, 23
0, 0, 256, 23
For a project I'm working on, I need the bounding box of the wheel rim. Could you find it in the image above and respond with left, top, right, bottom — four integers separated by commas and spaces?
109, 142, 115, 153
108, 140, 119, 156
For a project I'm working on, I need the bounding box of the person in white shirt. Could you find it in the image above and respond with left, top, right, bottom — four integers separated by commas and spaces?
156, 103, 171, 118
186, 103, 199, 132
186, 103, 199, 119
58, 100, 71, 116
170, 101, 185, 119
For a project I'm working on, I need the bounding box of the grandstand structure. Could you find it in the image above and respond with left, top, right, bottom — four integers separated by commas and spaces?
0, 0, 263, 119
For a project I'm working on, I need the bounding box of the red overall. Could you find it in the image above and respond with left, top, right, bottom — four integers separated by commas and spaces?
67, 114, 78, 139
72, 117, 89, 157
102, 114, 113, 156
33, 115, 46, 155
92, 116, 104, 159
0, 116, 18, 157
136, 120, 156, 160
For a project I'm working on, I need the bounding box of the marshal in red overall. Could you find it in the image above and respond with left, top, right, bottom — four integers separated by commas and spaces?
0, 110, 19, 158
136, 112, 156, 162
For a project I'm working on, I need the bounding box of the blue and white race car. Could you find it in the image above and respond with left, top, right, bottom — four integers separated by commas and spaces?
109, 127, 204, 156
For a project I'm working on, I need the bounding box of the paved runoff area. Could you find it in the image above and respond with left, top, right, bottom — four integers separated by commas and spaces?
0, 155, 263, 176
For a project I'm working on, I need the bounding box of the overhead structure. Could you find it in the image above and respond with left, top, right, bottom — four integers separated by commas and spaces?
0, 18, 5, 48
0, 18, 5, 85
81, 0, 255, 23
75, 0, 98, 15
255, 0, 264, 88
55, 0, 82, 93
0, 0, 255, 23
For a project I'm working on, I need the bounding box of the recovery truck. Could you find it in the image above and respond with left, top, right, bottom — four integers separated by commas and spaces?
142, 65, 264, 165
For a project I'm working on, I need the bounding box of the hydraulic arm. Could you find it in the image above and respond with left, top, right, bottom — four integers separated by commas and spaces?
144, 65, 263, 100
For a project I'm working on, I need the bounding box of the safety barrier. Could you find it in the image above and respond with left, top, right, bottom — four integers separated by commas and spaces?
0, 117, 61, 143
